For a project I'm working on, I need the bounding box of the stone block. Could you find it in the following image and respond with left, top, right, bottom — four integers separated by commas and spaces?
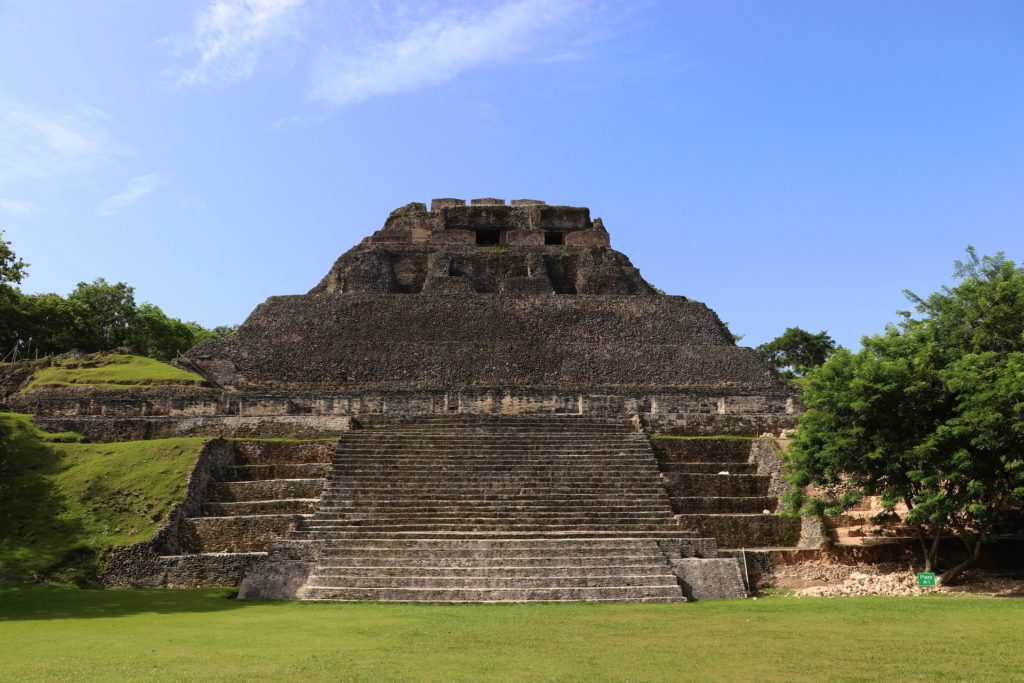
430, 198, 466, 210
671, 558, 747, 600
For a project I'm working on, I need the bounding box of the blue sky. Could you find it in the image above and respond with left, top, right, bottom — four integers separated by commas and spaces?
1, 0, 1021, 348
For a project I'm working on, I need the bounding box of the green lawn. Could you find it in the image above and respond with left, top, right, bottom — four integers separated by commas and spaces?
0, 589, 1021, 682
24, 353, 204, 390
0, 413, 206, 585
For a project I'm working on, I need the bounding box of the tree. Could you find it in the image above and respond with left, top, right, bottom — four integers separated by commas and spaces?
757, 327, 837, 378
0, 231, 28, 286
66, 279, 137, 351
785, 248, 1024, 584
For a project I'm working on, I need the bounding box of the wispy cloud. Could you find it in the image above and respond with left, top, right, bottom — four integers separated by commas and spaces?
0, 198, 34, 215
169, 0, 605, 111
308, 0, 592, 107
96, 172, 172, 216
0, 100, 129, 185
169, 0, 306, 88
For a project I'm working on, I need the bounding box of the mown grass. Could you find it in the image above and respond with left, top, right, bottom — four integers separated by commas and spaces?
24, 353, 204, 390
0, 413, 206, 585
1, 589, 1022, 682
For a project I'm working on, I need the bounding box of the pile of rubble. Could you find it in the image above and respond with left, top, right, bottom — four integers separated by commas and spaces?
794, 570, 933, 597
775, 560, 1024, 598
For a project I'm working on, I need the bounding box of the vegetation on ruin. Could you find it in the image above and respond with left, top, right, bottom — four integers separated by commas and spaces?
1, 588, 1022, 682
0, 413, 206, 586
785, 248, 1024, 584
757, 326, 838, 379
23, 353, 205, 391
0, 234, 233, 362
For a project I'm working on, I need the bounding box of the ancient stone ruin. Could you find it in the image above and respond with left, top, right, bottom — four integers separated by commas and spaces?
17, 199, 804, 601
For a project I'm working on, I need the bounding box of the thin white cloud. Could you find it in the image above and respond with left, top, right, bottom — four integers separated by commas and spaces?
170, 0, 306, 88
96, 173, 172, 216
0, 198, 34, 215
0, 100, 129, 185
309, 0, 592, 107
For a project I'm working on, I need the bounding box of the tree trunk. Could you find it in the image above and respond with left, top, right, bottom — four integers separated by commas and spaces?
938, 539, 983, 586
926, 529, 942, 573
915, 526, 935, 572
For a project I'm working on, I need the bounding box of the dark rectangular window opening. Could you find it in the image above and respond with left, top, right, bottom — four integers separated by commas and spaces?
544, 231, 565, 246
476, 229, 501, 246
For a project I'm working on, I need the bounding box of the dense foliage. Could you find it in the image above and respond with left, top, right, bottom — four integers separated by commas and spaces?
0, 235, 232, 361
756, 327, 837, 378
786, 248, 1024, 583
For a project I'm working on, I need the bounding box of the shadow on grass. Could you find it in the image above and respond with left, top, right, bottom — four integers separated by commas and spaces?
0, 416, 91, 585
0, 587, 260, 621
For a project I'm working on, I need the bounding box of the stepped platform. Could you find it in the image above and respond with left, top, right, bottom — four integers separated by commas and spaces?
652, 438, 802, 549
242, 415, 728, 602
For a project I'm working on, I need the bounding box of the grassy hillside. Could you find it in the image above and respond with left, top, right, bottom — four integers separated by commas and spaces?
1, 589, 1022, 682
24, 353, 205, 391
0, 413, 206, 586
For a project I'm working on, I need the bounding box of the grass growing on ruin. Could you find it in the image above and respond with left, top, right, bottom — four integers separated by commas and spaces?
24, 353, 205, 391
1, 589, 1022, 682
0, 413, 206, 586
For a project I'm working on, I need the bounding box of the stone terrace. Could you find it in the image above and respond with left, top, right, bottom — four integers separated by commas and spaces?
242, 415, 729, 602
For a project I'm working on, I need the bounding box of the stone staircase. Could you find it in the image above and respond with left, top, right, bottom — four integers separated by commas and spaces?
249, 415, 698, 602
178, 440, 332, 553
653, 438, 801, 549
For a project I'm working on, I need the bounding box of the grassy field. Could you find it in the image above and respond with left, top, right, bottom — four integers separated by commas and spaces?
0, 413, 206, 585
24, 353, 204, 390
0, 589, 1021, 682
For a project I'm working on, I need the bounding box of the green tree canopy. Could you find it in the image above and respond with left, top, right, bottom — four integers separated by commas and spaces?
0, 233, 232, 361
0, 230, 28, 286
756, 327, 837, 378
785, 248, 1024, 584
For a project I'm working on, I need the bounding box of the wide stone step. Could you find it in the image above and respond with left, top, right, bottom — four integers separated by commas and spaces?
223, 463, 330, 480
291, 529, 694, 540
661, 473, 770, 497
327, 473, 663, 483
320, 496, 671, 505
670, 496, 778, 514
658, 462, 758, 475
300, 585, 683, 602
232, 441, 335, 465
333, 458, 654, 466
315, 499, 663, 509
317, 537, 680, 551
322, 484, 666, 493
181, 515, 303, 553
209, 479, 324, 502
312, 511, 672, 521
305, 574, 679, 589
301, 522, 682, 532
334, 451, 652, 458
677, 514, 802, 548
650, 439, 754, 463
204, 499, 318, 516
319, 557, 671, 565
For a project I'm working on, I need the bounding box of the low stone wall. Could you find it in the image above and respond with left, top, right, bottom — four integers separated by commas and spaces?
671, 558, 747, 600
21, 385, 796, 441
32, 415, 350, 442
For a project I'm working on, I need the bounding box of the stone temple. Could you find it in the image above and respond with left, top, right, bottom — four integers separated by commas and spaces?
21, 198, 804, 600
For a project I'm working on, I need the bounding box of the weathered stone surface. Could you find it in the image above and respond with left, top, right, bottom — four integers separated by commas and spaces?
671, 558, 747, 600
185, 201, 793, 400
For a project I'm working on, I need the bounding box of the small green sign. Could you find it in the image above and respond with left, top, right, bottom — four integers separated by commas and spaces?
917, 572, 936, 587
